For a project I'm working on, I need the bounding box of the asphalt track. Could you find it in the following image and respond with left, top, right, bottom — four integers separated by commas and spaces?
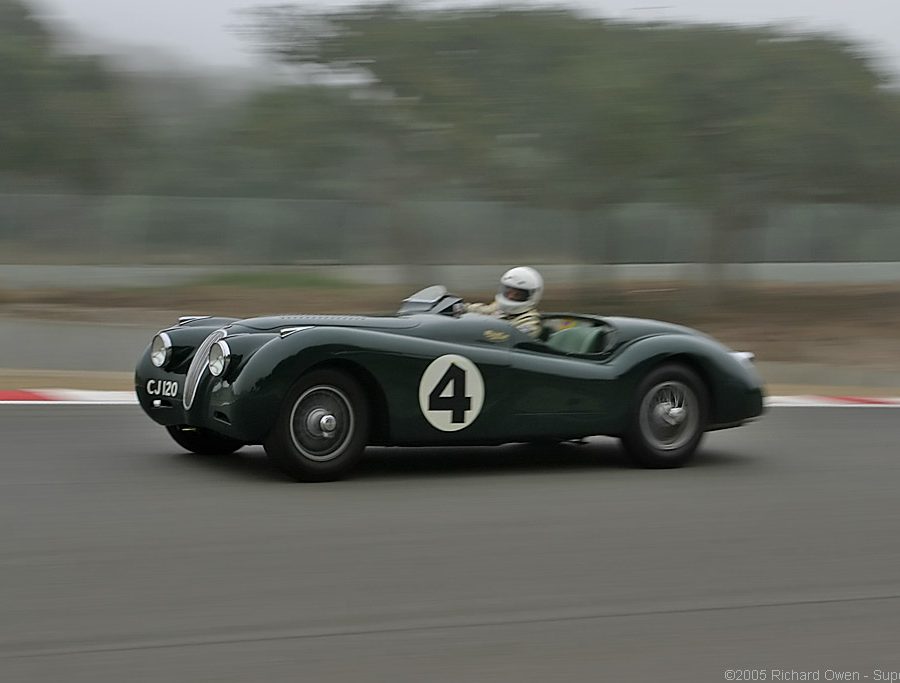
3, 407, 900, 682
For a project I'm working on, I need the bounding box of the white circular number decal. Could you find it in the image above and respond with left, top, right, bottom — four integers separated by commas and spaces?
418, 354, 485, 432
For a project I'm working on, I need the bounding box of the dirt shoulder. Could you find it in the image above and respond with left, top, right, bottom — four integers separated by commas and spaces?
2, 281, 899, 381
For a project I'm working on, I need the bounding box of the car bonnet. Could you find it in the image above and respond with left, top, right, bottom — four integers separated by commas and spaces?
232, 314, 420, 333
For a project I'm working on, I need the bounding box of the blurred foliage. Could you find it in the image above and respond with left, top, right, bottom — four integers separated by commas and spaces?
3, 0, 900, 258
0, 0, 140, 190
241, 3, 900, 277
248, 4, 900, 210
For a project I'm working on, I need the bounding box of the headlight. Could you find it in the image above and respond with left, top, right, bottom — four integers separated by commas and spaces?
208, 340, 231, 377
150, 332, 172, 368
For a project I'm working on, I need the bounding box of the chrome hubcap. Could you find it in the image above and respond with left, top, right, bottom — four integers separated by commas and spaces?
289, 386, 354, 462
655, 403, 686, 426
305, 409, 338, 438
320, 414, 337, 433
639, 380, 698, 451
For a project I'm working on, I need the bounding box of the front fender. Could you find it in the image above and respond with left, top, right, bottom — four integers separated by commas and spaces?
222, 327, 399, 442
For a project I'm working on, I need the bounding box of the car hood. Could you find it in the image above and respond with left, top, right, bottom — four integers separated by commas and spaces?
232, 314, 419, 333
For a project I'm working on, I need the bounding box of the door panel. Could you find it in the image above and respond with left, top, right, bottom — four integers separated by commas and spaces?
508, 348, 620, 436
353, 340, 513, 444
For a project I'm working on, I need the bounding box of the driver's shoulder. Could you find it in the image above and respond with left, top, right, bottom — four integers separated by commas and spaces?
510, 307, 541, 323
465, 301, 498, 315
511, 309, 542, 336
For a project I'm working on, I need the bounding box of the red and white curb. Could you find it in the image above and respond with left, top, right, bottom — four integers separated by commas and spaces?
765, 395, 900, 407
0, 390, 138, 405
1, 390, 899, 407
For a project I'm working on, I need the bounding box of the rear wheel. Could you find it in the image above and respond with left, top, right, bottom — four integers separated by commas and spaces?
620, 364, 708, 468
264, 369, 370, 482
166, 425, 244, 455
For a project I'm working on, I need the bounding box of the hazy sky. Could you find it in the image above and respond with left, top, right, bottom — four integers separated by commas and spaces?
29, 0, 900, 75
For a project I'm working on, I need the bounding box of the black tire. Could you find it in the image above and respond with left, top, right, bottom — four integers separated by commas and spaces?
166, 425, 244, 455
620, 363, 708, 469
264, 369, 370, 482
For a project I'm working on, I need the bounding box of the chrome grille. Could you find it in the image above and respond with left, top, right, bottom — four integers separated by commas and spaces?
183, 329, 226, 410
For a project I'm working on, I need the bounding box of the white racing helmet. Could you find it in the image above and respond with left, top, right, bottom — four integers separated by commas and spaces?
495, 266, 543, 315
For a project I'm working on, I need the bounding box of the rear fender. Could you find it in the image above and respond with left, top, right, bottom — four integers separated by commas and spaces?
610, 334, 760, 427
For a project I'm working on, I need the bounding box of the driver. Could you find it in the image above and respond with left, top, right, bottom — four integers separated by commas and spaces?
464, 266, 543, 338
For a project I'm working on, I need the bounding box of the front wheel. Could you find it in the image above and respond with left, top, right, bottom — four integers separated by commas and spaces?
166, 425, 244, 455
264, 369, 370, 482
620, 364, 708, 468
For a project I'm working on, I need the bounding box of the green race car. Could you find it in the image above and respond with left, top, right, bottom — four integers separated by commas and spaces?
136, 286, 763, 481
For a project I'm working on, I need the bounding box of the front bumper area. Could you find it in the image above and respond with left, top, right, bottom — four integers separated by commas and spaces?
136, 357, 263, 444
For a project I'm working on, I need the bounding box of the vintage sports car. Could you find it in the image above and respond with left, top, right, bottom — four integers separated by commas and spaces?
136, 286, 763, 481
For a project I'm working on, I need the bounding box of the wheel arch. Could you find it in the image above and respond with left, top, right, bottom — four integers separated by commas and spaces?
661, 353, 715, 409
302, 358, 391, 445
620, 353, 712, 468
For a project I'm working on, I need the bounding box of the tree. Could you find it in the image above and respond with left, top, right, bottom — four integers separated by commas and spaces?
637, 25, 900, 290
248, 3, 900, 290
0, 0, 139, 190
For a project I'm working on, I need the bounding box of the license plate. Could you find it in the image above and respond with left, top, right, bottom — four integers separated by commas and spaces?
146, 379, 179, 398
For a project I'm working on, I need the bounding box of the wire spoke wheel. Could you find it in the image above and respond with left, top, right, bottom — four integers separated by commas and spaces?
638, 380, 698, 451
622, 364, 707, 468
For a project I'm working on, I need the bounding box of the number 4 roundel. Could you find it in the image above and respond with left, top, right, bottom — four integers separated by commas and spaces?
418, 354, 485, 432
